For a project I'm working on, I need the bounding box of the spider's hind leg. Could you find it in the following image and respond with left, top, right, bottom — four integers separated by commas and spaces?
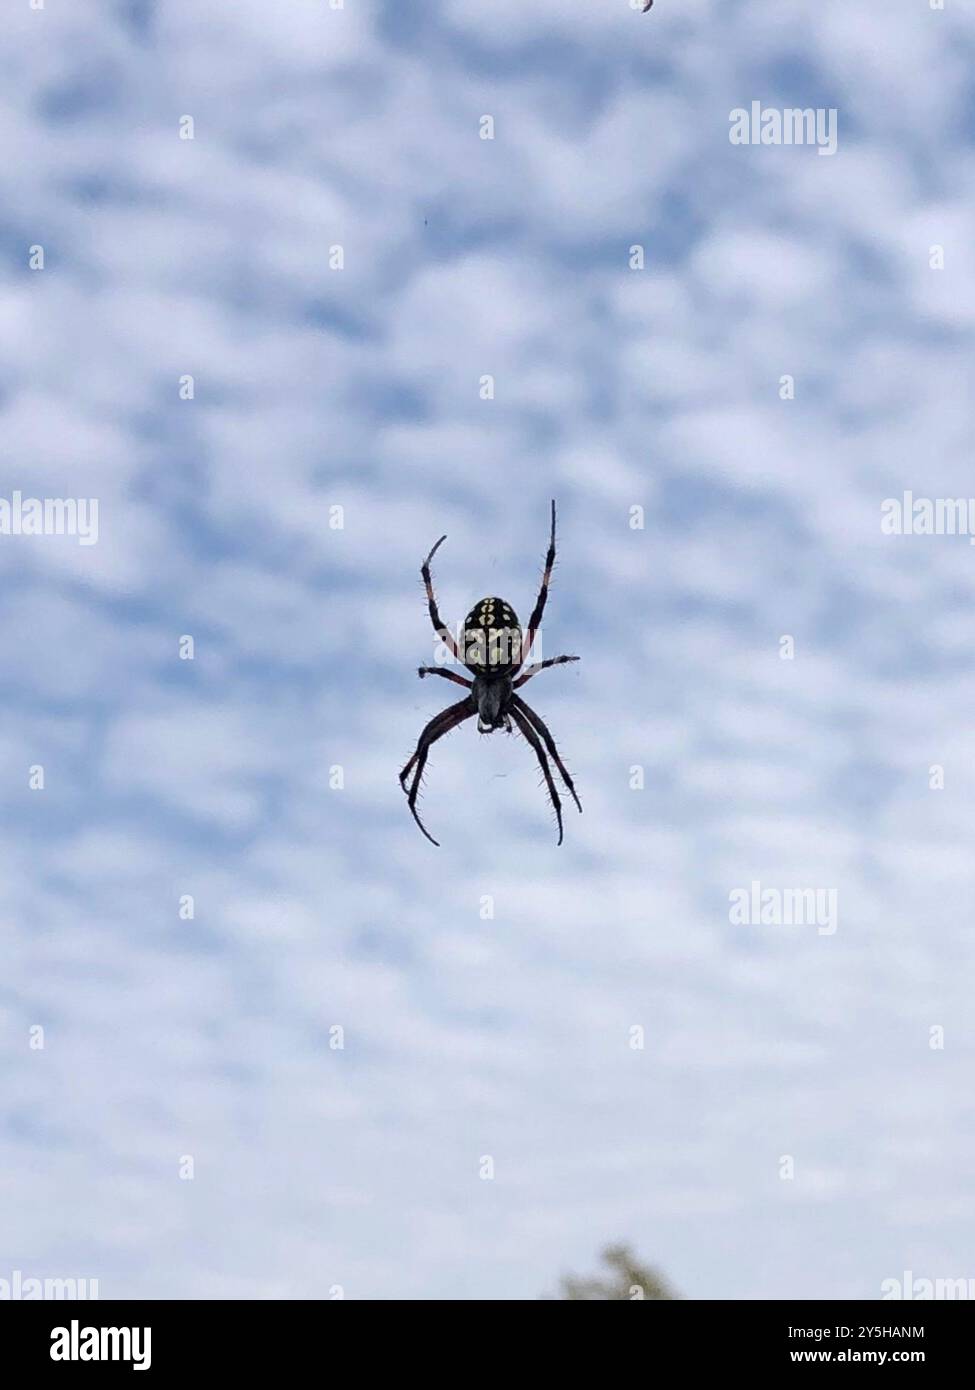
520, 500, 557, 664
420, 536, 463, 663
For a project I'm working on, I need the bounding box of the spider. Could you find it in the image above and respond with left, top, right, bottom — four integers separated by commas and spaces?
399, 500, 582, 846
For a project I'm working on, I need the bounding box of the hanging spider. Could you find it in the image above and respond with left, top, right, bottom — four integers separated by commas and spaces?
399, 500, 582, 846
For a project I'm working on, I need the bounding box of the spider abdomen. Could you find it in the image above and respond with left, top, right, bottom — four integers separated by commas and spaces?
462, 596, 522, 676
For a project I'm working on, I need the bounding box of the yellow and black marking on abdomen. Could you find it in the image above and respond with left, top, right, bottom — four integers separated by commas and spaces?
462, 596, 522, 676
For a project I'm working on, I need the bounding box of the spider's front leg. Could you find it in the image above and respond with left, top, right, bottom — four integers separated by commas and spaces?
400, 696, 476, 845
510, 704, 565, 845
512, 694, 582, 815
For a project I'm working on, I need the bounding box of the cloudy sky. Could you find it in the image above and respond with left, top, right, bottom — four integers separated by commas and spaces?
2, 0, 974, 1300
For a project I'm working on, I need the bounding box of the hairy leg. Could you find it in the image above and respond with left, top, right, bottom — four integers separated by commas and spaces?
513, 654, 579, 689
421, 535, 463, 663
510, 703, 564, 845
519, 500, 557, 666
417, 666, 473, 689
512, 695, 582, 814
400, 696, 476, 845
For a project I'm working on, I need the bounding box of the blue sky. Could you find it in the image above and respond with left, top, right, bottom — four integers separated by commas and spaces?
2, 0, 975, 1299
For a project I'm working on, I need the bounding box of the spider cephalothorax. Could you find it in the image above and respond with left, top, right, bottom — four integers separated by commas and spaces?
399, 500, 582, 845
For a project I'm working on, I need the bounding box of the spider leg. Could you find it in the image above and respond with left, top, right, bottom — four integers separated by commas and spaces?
421, 535, 464, 664
511, 694, 582, 815
400, 694, 474, 794
519, 499, 557, 666
400, 696, 476, 845
513, 654, 579, 689
510, 704, 564, 846
417, 666, 473, 688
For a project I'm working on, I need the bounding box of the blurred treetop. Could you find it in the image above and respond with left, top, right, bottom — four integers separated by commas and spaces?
559, 1244, 678, 1300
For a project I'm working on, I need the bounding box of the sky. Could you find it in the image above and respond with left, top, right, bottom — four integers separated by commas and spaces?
1, 0, 974, 1301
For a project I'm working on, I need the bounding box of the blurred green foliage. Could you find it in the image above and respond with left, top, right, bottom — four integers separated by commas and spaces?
558, 1243, 677, 1300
